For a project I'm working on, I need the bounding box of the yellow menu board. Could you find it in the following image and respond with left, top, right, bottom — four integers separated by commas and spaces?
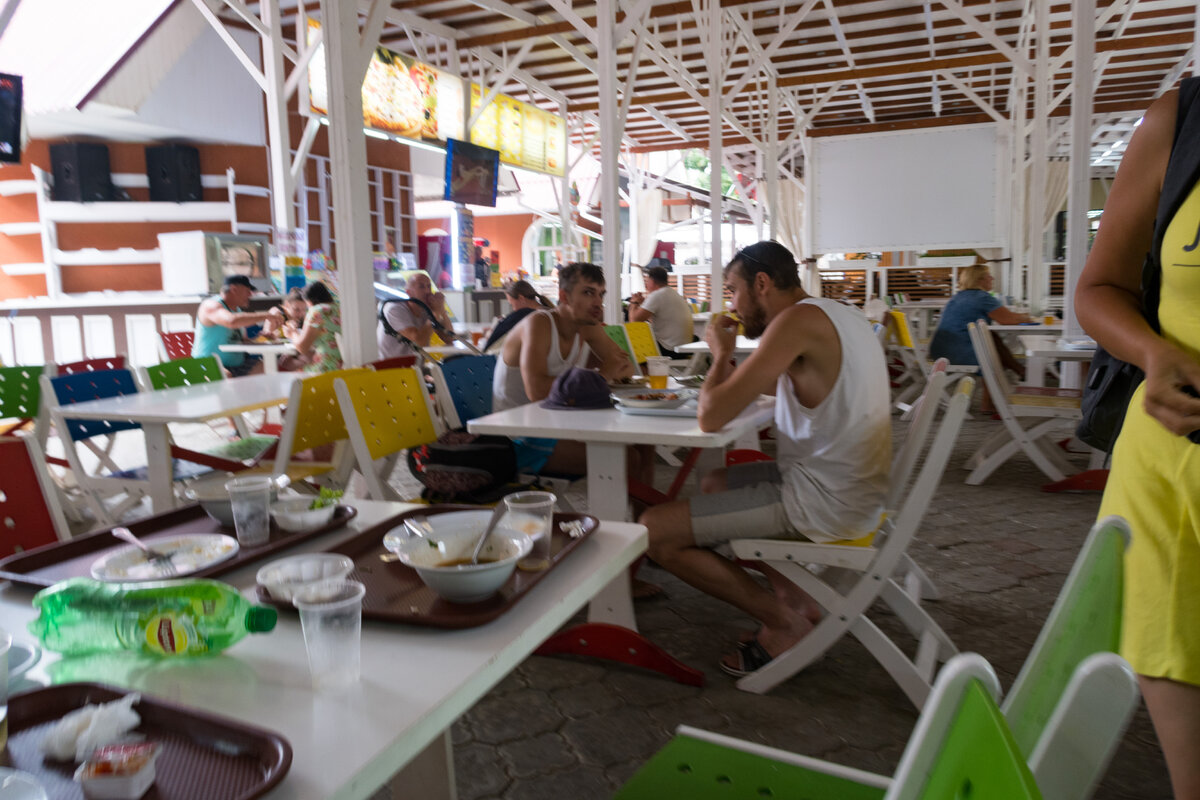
306, 20, 562, 176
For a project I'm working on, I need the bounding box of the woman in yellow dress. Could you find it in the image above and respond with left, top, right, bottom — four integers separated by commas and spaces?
1076, 79, 1200, 799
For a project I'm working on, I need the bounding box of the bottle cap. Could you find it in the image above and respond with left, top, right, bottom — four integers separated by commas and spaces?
246, 606, 278, 633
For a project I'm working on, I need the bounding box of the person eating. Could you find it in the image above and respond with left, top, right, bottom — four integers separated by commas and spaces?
377, 271, 453, 358
193, 274, 283, 377
483, 279, 554, 352
637, 240, 892, 676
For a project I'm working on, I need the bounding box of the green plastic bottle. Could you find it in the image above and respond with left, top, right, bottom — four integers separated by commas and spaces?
28, 578, 277, 657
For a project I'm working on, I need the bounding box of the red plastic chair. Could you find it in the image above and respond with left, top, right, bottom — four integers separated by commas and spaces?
159, 331, 195, 361
57, 356, 126, 375
0, 436, 72, 554
368, 355, 418, 370
725, 449, 774, 467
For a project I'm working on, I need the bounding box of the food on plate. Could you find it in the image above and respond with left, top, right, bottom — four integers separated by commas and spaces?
627, 392, 680, 402
42, 693, 142, 762
76, 742, 160, 800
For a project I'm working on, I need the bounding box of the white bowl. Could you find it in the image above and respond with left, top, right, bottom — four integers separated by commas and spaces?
256, 553, 355, 602
270, 497, 339, 532
186, 473, 287, 527
383, 510, 533, 603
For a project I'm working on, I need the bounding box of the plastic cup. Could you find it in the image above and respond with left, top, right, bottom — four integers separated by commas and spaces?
1044, 315, 1057, 325
505, 491, 556, 571
292, 580, 366, 691
225, 476, 273, 547
646, 356, 671, 390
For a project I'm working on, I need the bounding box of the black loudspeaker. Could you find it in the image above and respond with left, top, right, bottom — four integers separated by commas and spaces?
146, 143, 202, 202
49, 142, 112, 202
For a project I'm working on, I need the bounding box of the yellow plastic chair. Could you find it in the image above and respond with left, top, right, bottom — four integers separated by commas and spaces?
240, 368, 366, 487
334, 367, 440, 501
622, 321, 662, 365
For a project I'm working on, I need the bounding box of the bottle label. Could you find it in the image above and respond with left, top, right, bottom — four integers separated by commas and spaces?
144, 613, 195, 655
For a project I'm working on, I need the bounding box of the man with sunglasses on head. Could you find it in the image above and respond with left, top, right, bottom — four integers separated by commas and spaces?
638, 240, 892, 677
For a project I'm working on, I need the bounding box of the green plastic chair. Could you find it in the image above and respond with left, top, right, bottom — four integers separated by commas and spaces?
0, 364, 46, 437
603, 324, 640, 375
617, 653, 1042, 800
140, 356, 276, 463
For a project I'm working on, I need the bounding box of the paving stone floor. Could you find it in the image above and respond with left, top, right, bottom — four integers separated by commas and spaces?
365, 415, 1170, 800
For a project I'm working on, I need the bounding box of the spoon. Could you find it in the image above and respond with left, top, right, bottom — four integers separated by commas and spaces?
404, 517, 432, 539
469, 504, 508, 565
111, 527, 176, 574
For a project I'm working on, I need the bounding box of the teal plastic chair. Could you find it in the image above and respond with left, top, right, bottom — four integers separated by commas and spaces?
141, 356, 277, 464
617, 653, 1042, 800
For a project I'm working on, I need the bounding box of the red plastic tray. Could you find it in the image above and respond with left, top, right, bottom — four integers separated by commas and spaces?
5, 682, 292, 799
0, 504, 357, 588
258, 505, 599, 628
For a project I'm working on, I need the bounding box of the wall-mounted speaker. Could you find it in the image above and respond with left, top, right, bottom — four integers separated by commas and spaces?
146, 143, 202, 202
49, 142, 112, 202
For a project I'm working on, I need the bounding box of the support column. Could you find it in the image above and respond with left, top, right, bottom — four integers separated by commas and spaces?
708, 0, 724, 310
559, 106, 575, 266
320, 0, 374, 366
1063, 0, 1094, 388
261, 0, 294, 231
596, 0, 623, 322
1027, 0, 1050, 315
766, 74, 780, 242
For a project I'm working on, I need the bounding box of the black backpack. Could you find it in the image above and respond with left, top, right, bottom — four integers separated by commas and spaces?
406, 430, 520, 504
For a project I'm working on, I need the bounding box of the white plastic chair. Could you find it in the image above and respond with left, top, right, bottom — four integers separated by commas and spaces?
728, 377, 974, 706
964, 320, 1081, 485
888, 309, 977, 419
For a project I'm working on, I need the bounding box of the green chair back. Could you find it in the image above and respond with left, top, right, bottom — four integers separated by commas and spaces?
1001, 516, 1128, 756
916, 680, 1042, 800
0, 365, 45, 421
604, 324, 635, 361
144, 356, 225, 390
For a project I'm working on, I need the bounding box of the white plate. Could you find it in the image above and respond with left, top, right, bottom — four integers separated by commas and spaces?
610, 389, 695, 409
90, 534, 240, 582
0, 769, 47, 800
7, 641, 39, 686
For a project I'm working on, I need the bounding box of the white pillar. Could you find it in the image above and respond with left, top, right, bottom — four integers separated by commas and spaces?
559, 105, 574, 266
320, 0, 374, 366
596, 0, 623, 322
766, 73, 780, 242
1027, 0, 1050, 315
708, 0, 724, 310
1063, 0, 1094, 382
261, 0, 294, 231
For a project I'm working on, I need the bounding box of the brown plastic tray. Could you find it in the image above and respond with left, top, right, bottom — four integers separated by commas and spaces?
3, 682, 292, 800
0, 503, 357, 589
258, 505, 599, 628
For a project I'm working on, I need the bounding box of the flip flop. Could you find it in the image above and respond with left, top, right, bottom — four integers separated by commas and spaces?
719, 638, 775, 678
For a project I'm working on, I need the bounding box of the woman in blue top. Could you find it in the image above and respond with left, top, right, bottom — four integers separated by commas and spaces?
928, 262, 1033, 411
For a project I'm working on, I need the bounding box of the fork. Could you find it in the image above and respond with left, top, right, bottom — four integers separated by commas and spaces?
111, 527, 178, 576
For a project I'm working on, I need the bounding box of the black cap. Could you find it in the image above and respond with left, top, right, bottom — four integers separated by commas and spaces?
541, 367, 614, 410
224, 274, 254, 289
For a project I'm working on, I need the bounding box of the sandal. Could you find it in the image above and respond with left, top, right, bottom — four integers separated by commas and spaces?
719, 638, 775, 677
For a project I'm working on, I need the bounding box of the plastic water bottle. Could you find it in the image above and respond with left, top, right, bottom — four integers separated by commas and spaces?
28, 578, 277, 657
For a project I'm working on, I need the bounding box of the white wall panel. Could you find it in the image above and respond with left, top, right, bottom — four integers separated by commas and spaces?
50, 316, 83, 364
11, 319, 43, 366
125, 315, 159, 367
82, 316, 116, 358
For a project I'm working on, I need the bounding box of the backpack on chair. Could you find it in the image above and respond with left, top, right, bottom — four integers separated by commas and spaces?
406, 430, 521, 504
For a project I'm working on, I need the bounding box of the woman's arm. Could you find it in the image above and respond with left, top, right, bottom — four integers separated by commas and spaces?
1075, 89, 1200, 436
987, 306, 1033, 325
291, 307, 322, 356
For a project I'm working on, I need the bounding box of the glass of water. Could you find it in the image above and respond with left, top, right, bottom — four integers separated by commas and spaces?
504, 491, 556, 571
225, 475, 273, 547
292, 580, 366, 691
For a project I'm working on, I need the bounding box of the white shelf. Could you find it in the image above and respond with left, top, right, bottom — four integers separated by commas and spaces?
54, 247, 162, 266
0, 180, 38, 197
1, 262, 48, 276
0, 221, 42, 236
44, 201, 234, 224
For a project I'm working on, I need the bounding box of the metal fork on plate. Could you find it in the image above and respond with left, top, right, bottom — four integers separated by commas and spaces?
112, 527, 178, 576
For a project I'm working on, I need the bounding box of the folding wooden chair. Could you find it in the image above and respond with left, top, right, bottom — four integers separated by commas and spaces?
889, 310, 976, 418
42, 369, 225, 525
964, 321, 1080, 485
158, 331, 195, 362
0, 436, 73, 552
617, 653, 1042, 800
334, 367, 440, 501
727, 377, 974, 706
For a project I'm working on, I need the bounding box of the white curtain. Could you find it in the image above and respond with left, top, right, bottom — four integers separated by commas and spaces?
1024, 160, 1070, 247
771, 181, 815, 293
635, 188, 664, 265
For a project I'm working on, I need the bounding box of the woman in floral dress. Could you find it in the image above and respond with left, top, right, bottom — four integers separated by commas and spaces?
290, 282, 343, 374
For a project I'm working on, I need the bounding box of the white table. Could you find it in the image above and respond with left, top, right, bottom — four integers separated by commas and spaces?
0, 500, 647, 800
1021, 337, 1095, 388
676, 336, 759, 354
218, 342, 297, 375
468, 397, 775, 633
990, 323, 1063, 334
894, 299, 948, 340
51, 372, 297, 513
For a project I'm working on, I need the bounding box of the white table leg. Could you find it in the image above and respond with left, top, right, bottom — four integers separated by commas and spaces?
262, 354, 283, 425
585, 442, 637, 630
142, 422, 176, 513
389, 729, 456, 800
1025, 355, 1047, 387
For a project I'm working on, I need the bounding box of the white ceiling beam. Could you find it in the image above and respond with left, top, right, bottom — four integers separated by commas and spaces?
401, 23, 428, 63
820, 0, 874, 123
0, 0, 20, 42
615, 0, 657, 44
468, 40, 535, 129
473, 47, 568, 106
190, 0, 266, 91
384, 9, 458, 41
617, 34, 645, 131
938, 70, 1007, 124
1157, 46, 1194, 95
540, 0, 598, 47
937, 0, 1032, 76
646, 107, 690, 140
721, 0, 818, 102
283, 25, 322, 100
356, 0, 389, 76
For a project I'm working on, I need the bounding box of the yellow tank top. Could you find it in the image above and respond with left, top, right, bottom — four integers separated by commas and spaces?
1158, 178, 1200, 363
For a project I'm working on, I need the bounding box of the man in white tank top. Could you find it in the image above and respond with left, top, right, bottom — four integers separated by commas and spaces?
493, 263, 648, 478
638, 241, 892, 677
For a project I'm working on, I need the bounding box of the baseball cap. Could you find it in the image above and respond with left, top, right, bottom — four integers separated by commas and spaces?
540, 367, 613, 410
224, 274, 254, 289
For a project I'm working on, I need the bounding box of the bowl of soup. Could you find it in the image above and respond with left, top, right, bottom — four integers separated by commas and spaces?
382, 510, 532, 603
